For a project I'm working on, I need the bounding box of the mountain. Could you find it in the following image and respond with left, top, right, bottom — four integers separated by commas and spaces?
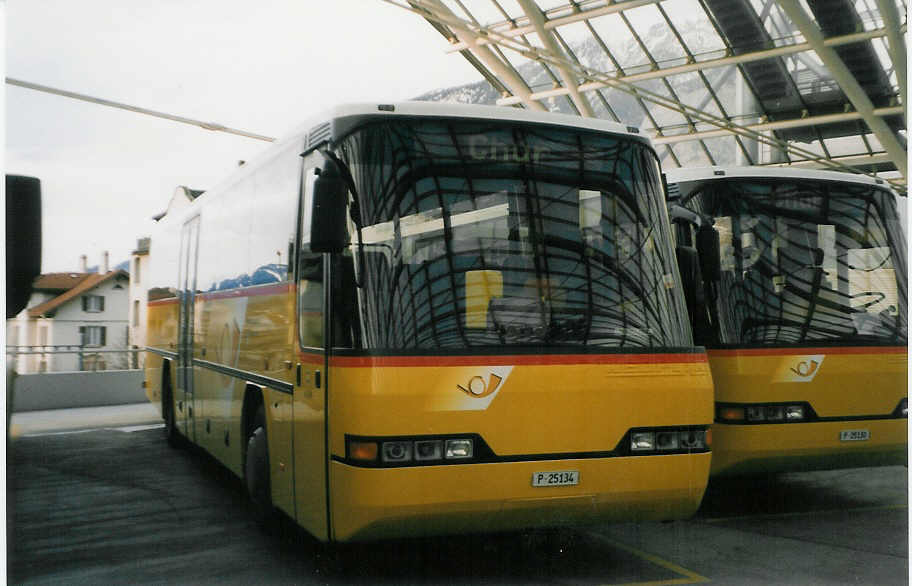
86, 259, 131, 274
414, 18, 740, 167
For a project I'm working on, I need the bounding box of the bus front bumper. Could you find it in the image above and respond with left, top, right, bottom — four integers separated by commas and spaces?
710, 418, 907, 477
329, 452, 711, 542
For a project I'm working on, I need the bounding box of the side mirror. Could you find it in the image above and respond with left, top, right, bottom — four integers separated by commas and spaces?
309, 158, 348, 254
696, 224, 721, 282
6, 175, 42, 318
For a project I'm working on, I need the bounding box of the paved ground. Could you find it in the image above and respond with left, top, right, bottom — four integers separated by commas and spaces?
8, 403, 161, 437
7, 405, 909, 585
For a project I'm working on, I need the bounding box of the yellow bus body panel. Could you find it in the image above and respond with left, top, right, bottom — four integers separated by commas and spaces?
326, 357, 714, 541
708, 348, 908, 476
331, 453, 712, 542
328, 359, 713, 457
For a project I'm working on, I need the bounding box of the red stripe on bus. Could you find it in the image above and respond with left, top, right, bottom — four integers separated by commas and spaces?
299, 352, 708, 368
708, 346, 907, 357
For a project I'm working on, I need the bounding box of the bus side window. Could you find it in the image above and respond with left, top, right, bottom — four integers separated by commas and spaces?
298, 253, 324, 349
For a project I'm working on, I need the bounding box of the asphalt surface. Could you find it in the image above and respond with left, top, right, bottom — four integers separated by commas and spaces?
7, 405, 909, 585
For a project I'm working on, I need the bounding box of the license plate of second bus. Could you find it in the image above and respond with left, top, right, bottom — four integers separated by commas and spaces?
532, 470, 579, 487
840, 429, 870, 442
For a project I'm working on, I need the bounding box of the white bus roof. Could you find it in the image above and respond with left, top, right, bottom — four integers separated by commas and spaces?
664, 166, 896, 192
173, 102, 653, 220
287, 101, 647, 146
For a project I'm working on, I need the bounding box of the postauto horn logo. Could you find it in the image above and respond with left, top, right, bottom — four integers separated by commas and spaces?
428, 366, 514, 411
457, 374, 503, 398
773, 354, 825, 383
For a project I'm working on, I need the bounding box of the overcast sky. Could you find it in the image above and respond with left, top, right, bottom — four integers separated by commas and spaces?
5, 0, 482, 273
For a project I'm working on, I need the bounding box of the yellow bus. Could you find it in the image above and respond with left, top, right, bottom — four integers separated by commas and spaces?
145, 102, 713, 542
665, 167, 907, 477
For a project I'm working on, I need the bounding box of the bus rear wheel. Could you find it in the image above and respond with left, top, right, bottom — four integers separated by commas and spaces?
162, 378, 184, 448
244, 404, 274, 528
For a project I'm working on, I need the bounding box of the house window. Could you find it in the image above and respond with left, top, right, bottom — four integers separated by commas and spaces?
133, 300, 140, 326
80, 326, 107, 347
82, 295, 105, 313
134, 258, 141, 284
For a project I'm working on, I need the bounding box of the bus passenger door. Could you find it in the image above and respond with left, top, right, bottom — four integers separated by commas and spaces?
293, 162, 330, 540
294, 251, 327, 539
176, 215, 200, 442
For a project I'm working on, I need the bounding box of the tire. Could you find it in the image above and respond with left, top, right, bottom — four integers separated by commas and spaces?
245, 404, 274, 528
163, 379, 184, 448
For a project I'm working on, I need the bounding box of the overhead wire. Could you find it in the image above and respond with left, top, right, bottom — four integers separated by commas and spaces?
5, 77, 276, 143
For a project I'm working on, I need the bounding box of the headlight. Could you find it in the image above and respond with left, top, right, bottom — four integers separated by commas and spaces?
381, 441, 413, 463
414, 440, 443, 461
679, 430, 707, 449
655, 431, 680, 451
445, 439, 473, 459
746, 406, 766, 421
628, 427, 710, 454
764, 406, 785, 422
346, 435, 484, 467
718, 402, 813, 424
630, 431, 656, 452
785, 405, 805, 420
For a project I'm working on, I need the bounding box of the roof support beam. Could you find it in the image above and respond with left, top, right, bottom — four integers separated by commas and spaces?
761, 153, 893, 170
417, 0, 546, 111
515, 0, 594, 117
774, 0, 906, 179
388, 0, 904, 188
652, 105, 904, 145
496, 26, 897, 106
446, 0, 662, 52
875, 0, 907, 116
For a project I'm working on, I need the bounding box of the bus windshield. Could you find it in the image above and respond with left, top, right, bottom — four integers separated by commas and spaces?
686, 178, 907, 346
337, 119, 690, 351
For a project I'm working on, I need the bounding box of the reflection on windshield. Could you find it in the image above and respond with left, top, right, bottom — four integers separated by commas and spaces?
339, 120, 690, 351
686, 179, 907, 346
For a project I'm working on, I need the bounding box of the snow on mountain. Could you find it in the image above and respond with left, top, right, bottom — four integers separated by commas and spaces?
413, 18, 741, 167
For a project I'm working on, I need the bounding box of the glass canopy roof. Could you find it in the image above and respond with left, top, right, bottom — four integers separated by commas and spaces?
386, 0, 907, 193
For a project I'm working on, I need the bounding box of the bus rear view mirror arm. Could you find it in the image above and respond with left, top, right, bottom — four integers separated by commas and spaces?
696, 224, 721, 283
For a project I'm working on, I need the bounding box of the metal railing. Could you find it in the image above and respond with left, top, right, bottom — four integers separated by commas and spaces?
5, 346, 146, 372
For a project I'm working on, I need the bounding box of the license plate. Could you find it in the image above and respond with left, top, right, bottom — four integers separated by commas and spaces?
840, 429, 870, 442
532, 470, 579, 487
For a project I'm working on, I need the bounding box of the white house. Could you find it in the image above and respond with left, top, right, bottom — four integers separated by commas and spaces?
8, 266, 130, 373
152, 185, 203, 222
127, 237, 150, 368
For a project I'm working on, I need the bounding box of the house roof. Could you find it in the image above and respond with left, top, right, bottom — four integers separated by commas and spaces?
28, 270, 128, 318
32, 272, 91, 292
153, 186, 205, 221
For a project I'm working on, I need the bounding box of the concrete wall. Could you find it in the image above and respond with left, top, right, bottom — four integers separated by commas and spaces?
10, 370, 147, 412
